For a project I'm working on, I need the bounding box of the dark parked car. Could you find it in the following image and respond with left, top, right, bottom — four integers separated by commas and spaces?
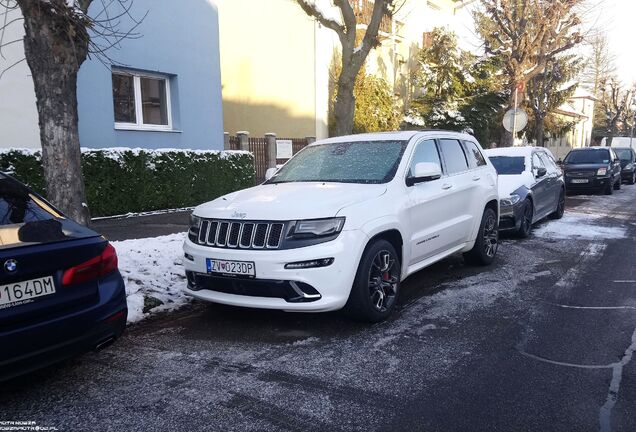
613, 147, 636, 185
0, 174, 127, 381
485, 146, 565, 238
562, 147, 622, 195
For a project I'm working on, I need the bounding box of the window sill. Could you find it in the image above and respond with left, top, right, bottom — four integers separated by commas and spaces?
114, 125, 182, 133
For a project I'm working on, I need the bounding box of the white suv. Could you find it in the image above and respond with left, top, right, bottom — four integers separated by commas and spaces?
183, 131, 499, 321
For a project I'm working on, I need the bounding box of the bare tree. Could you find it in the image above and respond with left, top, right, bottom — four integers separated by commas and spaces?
580, 32, 616, 96
475, 0, 583, 146
599, 78, 634, 145
295, 0, 396, 136
0, 0, 143, 225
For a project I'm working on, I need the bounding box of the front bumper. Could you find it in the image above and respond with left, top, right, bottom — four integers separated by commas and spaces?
0, 273, 127, 381
498, 202, 523, 231
182, 230, 369, 312
565, 176, 610, 191
621, 169, 634, 181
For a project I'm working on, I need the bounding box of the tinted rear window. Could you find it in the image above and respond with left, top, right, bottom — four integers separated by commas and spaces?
0, 179, 60, 225
488, 156, 526, 175
564, 149, 610, 164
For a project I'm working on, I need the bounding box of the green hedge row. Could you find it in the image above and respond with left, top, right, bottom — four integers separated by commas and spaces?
0, 148, 255, 217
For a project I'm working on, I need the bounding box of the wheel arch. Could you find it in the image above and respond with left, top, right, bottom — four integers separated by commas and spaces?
366, 229, 404, 268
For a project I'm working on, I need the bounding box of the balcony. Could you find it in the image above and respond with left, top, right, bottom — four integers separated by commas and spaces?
350, 0, 393, 34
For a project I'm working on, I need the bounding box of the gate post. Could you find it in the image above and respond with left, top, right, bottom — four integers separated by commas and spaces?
223, 132, 230, 150
265, 133, 277, 169
236, 131, 250, 152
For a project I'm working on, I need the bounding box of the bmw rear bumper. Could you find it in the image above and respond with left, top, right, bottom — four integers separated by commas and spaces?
0, 273, 127, 381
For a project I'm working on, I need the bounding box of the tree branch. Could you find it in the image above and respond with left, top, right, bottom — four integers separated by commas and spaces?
295, 0, 345, 39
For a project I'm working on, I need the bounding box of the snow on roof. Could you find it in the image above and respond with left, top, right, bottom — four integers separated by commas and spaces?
315, 130, 478, 145
555, 102, 588, 118
483, 146, 534, 158
570, 88, 599, 101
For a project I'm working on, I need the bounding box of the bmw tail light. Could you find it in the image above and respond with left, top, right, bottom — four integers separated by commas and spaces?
62, 243, 119, 286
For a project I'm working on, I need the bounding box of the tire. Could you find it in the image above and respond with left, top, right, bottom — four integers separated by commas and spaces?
463, 207, 499, 266
549, 188, 566, 219
614, 177, 621, 190
345, 239, 401, 323
629, 173, 636, 185
605, 180, 614, 195
516, 199, 533, 238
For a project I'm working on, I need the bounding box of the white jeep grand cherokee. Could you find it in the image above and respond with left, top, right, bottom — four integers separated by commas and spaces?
183, 131, 499, 321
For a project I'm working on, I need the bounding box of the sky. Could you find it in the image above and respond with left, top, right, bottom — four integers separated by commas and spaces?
600, 0, 636, 85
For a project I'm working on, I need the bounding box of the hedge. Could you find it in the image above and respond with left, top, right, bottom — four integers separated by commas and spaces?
0, 148, 255, 217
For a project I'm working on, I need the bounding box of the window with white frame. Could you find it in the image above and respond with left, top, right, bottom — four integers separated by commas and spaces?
111, 70, 172, 130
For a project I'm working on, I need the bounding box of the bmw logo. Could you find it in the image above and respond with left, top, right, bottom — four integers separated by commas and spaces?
4, 259, 17, 274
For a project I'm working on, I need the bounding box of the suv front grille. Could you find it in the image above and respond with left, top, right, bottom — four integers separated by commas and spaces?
195, 219, 286, 250
567, 170, 595, 177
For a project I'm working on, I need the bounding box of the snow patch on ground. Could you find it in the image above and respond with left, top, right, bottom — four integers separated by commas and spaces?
533, 213, 627, 240
112, 233, 188, 323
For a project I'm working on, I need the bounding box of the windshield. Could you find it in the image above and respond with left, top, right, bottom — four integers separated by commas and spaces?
267, 140, 408, 184
614, 148, 633, 161
488, 156, 526, 175
564, 149, 610, 165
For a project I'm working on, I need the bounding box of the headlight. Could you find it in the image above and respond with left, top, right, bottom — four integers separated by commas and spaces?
188, 214, 201, 241
289, 217, 345, 239
597, 167, 608, 176
501, 194, 521, 207
625, 163, 634, 170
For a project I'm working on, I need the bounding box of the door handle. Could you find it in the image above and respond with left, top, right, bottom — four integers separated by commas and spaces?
442, 183, 453, 190
472, 175, 481, 181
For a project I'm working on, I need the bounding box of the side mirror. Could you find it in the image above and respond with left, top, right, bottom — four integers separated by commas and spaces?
407, 162, 442, 186
265, 167, 277, 181
536, 167, 547, 178
557, 159, 563, 166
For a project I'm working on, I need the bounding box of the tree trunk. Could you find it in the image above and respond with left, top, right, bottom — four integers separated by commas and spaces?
535, 115, 545, 147
17, 2, 91, 225
333, 74, 356, 136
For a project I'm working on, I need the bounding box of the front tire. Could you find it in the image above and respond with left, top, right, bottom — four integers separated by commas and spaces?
629, 173, 636, 185
463, 207, 499, 266
345, 239, 401, 322
605, 180, 614, 195
517, 199, 533, 238
614, 177, 621, 190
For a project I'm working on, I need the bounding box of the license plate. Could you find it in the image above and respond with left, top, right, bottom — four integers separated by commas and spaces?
206, 259, 255, 278
570, 179, 589, 184
0, 276, 56, 308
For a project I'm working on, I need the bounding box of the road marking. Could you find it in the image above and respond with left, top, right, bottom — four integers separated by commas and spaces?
599, 326, 636, 432
546, 303, 636, 311
613, 280, 636, 283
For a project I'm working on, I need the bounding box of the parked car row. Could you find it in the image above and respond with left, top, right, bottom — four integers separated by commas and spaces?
3, 131, 631, 381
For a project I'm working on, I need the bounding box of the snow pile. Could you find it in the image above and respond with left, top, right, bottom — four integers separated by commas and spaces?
112, 233, 189, 323
533, 213, 627, 240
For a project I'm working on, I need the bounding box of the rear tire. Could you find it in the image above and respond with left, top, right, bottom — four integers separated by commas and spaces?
345, 239, 401, 323
549, 189, 566, 219
516, 199, 533, 238
463, 207, 498, 266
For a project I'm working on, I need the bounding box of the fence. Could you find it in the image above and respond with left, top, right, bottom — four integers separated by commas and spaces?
225, 133, 314, 184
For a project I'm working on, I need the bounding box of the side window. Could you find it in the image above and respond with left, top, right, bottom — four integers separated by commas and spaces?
463, 141, 487, 168
408, 140, 442, 176
538, 153, 556, 172
439, 139, 469, 174
532, 153, 545, 170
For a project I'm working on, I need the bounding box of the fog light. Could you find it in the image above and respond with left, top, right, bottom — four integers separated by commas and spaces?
184, 253, 194, 261
284, 258, 334, 269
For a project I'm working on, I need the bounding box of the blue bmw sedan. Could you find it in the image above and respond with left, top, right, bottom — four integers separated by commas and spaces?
0, 174, 127, 381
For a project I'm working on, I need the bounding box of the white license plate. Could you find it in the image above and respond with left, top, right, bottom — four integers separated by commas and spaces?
0, 276, 56, 308
570, 179, 589, 184
206, 259, 255, 277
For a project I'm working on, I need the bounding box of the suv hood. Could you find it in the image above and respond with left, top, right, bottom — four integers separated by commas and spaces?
563, 163, 606, 171
194, 182, 387, 220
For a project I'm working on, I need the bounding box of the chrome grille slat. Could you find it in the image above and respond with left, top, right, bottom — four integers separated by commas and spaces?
196, 219, 286, 250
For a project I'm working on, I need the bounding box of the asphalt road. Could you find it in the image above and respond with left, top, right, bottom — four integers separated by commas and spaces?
3, 187, 636, 432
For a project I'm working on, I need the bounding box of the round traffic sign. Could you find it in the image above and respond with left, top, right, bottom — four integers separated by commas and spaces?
503, 108, 528, 133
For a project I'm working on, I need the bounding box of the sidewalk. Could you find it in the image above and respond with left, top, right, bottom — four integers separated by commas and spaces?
92, 210, 190, 241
